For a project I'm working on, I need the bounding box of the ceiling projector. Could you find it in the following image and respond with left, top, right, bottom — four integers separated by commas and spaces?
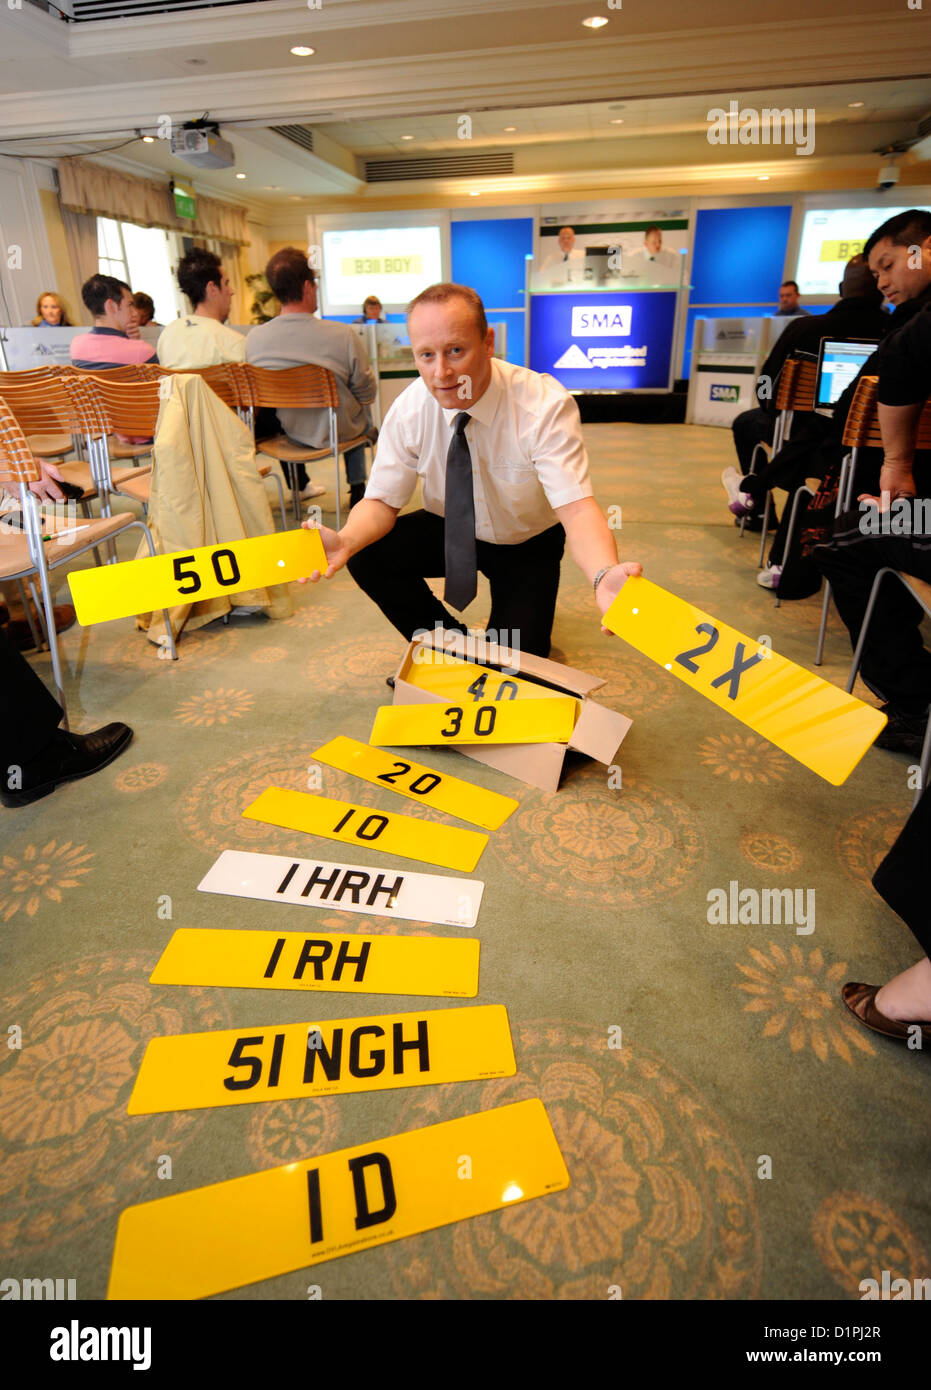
170, 126, 235, 169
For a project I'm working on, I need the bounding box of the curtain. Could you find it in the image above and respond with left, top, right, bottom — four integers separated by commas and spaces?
60, 207, 99, 321
57, 159, 250, 245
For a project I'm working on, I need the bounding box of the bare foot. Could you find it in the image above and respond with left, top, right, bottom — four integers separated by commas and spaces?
875, 957, 931, 1022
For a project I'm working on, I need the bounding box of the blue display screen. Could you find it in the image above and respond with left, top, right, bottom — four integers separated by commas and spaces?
529, 292, 677, 390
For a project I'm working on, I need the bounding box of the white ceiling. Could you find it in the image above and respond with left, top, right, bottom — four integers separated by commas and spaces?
0, 0, 927, 213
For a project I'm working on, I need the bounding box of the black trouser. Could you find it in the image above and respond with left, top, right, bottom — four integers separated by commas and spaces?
346, 510, 566, 658
873, 787, 931, 961
0, 624, 63, 778
814, 507, 931, 714
732, 408, 773, 475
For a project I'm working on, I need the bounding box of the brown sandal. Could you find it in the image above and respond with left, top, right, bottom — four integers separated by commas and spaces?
842, 982, 931, 1045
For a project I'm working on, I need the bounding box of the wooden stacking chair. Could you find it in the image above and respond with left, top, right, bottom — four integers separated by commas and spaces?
754, 356, 817, 567
241, 362, 372, 529
66, 363, 157, 461
0, 396, 177, 719
738, 358, 798, 540
59, 374, 158, 516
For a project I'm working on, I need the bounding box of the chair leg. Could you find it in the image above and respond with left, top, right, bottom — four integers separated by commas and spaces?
270, 471, 286, 531
34, 556, 68, 726
757, 491, 772, 568
915, 714, 931, 810
774, 485, 814, 610
135, 519, 178, 661
15, 577, 44, 652
814, 581, 832, 667
286, 461, 301, 523
845, 568, 891, 693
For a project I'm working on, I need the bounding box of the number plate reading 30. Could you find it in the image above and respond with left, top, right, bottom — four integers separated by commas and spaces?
371, 697, 577, 747
69, 528, 327, 625
604, 577, 887, 785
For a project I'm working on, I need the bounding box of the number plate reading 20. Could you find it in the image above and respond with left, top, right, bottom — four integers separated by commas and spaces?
603, 576, 887, 785
69, 528, 327, 625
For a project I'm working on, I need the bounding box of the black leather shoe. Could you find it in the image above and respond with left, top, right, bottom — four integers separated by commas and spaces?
1, 723, 134, 808
874, 706, 928, 756
385, 675, 396, 690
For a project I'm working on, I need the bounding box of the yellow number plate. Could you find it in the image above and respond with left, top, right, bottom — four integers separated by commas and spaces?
371, 697, 577, 747
243, 788, 488, 872
819, 238, 865, 262
69, 528, 327, 625
603, 576, 887, 785
404, 648, 567, 703
108, 1099, 569, 1300
127, 1003, 514, 1113
314, 735, 518, 830
150, 926, 480, 998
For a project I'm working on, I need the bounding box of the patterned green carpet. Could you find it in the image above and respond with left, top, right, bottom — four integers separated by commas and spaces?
1, 422, 928, 1301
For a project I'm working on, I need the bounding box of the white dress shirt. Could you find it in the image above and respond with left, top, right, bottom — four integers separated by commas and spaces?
365, 357, 593, 545
539, 247, 587, 286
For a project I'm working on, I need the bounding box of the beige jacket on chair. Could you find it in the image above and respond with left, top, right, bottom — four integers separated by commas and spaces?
135, 372, 292, 644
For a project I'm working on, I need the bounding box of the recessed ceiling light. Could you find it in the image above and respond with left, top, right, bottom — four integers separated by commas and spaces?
582, 15, 609, 27
141, 134, 155, 143
469, 190, 480, 196
609, 118, 624, 125
504, 126, 517, 132
290, 45, 314, 56
289, 195, 302, 201
235, 172, 246, 179
848, 100, 865, 108
401, 134, 414, 141
757, 175, 771, 181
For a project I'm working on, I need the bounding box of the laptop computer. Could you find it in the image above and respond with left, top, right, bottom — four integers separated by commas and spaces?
814, 337, 879, 415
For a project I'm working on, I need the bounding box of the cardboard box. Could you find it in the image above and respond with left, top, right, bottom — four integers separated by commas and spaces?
391, 629, 632, 792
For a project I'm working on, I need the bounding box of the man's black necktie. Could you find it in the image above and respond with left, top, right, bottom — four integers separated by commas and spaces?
444, 411, 476, 611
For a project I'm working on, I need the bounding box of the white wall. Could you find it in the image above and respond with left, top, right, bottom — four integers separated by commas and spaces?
0, 156, 57, 328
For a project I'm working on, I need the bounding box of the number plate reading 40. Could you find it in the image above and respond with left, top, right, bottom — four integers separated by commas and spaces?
69, 529, 327, 625
107, 1100, 570, 1300
603, 577, 887, 785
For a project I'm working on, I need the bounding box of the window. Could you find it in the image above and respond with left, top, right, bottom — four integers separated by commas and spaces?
96, 217, 184, 326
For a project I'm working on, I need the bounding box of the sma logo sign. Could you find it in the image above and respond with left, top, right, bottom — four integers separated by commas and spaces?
571, 306, 632, 337
710, 383, 740, 403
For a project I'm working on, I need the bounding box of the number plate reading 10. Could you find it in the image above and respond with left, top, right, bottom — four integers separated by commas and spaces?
69, 528, 327, 625
107, 1100, 570, 1300
603, 576, 887, 785
242, 788, 488, 872
313, 735, 518, 830
370, 697, 577, 747
126, 1004, 515, 1113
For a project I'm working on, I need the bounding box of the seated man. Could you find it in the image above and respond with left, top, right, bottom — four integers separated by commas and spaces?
156, 249, 245, 368
246, 247, 376, 509
70, 275, 157, 370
